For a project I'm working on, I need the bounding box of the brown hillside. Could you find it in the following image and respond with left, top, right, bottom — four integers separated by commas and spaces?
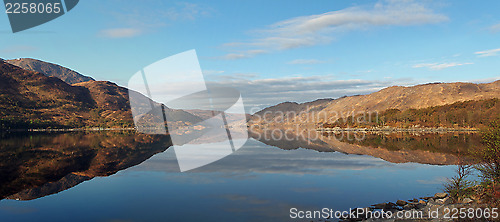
73, 81, 129, 111
0, 61, 138, 128
251, 81, 500, 125
0, 60, 202, 129
322, 81, 500, 116
0, 60, 95, 128
72, 81, 134, 127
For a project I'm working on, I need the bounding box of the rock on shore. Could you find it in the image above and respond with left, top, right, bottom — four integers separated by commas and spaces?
341, 193, 490, 222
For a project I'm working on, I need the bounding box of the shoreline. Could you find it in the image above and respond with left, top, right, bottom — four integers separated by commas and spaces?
1, 127, 138, 132
317, 127, 480, 133
341, 192, 489, 222
1, 126, 480, 133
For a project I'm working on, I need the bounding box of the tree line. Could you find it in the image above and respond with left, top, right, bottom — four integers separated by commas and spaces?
323, 98, 500, 129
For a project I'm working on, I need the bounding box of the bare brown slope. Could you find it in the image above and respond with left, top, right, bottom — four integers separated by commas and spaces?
72, 81, 134, 127
0, 61, 147, 128
0, 60, 95, 128
0, 60, 201, 129
323, 81, 500, 116
73, 81, 129, 111
0, 60, 137, 128
72, 81, 202, 128
251, 81, 500, 125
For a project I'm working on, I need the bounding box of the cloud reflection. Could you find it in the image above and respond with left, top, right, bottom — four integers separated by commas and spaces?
131, 139, 393, 176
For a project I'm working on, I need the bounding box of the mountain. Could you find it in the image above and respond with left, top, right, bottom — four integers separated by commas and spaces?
73, 80, 203, 129
0, 60, 201, 129
4, 57, 500, 130
72, 80, 133, 126
7, 58, 94, 84
322, 98, 500, 129
322, 81, 500, 118
253, 99, 332, 120
250, 81, 500, 126
0, 60, 95, 128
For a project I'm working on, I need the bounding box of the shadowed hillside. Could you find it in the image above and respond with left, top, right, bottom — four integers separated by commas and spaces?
0, 60, 95, 128
0, 60, 200, 129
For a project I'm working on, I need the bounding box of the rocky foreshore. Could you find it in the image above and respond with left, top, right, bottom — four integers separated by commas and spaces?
341, 193, 494, 221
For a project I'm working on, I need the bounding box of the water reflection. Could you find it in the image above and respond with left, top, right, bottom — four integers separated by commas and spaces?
0, 131, 171, 200
0, 132, 459, 221
0, 129, 476, 203
249, 129, 481, 165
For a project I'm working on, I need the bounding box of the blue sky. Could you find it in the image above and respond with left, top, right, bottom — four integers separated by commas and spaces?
1, 0, 500, 109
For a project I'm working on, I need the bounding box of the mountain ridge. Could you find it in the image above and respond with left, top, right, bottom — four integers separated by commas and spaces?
250, 80, 500, 126
0, 60, 200, 129
3, 57, 500, 130
7, 58, 94, 84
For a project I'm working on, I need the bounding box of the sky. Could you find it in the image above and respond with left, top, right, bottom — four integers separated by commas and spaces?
1, 0, 500, 111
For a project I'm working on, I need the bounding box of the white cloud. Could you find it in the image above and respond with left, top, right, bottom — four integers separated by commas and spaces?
490, 23, 500, 33
133, 141, 392, 175
162, 2, 211, 21
221, 53, 249, 60
217, 50, 268, 60
475, 48, 500, 57
99, 28, 143, 38
412, 62, 473, 70
287, 59, 326, 65
221, 0, 448, 59
416, 177, 447, 185
212, 73, 259, 81
466, 76, 500, 84
98, 2, 211, 38
206, 75, 414, 113
202, 70, 225, 75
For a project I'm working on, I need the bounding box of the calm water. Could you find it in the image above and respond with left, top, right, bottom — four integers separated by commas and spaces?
0, 132, 461, 221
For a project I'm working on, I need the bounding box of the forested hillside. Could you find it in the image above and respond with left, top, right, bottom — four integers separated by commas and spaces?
323, 98, 500, 129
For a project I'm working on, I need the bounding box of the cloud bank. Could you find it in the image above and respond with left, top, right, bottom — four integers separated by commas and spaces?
287, 59, 326, 65
99, 28, 143, 38
221, 0, 448, 59
412, 62, 473, 70
490, 22, 500, 33
475, 48, 500, 57
206, 75, 414, 112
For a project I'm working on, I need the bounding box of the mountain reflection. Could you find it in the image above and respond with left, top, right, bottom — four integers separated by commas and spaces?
0, 129, 481, 202
249, 129, 480, 165
0, 131, 171, 200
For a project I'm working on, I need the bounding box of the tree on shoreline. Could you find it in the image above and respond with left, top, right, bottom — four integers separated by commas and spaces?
475, 120, 500, 207
444, 161, 474, 202
442, 120, 500, 207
